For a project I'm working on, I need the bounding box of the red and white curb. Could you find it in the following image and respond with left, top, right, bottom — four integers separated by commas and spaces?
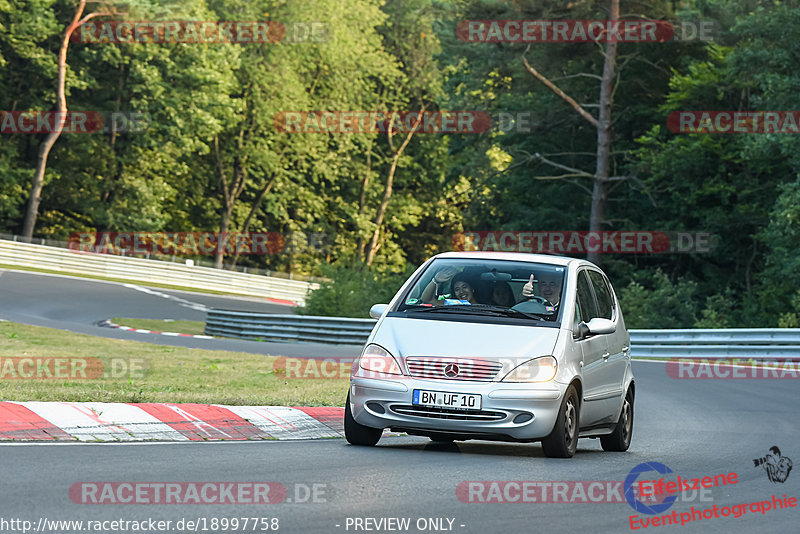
98, 319, 214, 339
0, 402, 344, 442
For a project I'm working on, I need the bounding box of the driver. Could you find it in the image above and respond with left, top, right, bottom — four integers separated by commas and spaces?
522, 272, 562, 306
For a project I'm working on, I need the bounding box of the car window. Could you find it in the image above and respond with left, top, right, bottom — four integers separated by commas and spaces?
394, 258, 567, 326
576, 270, 598, 322
587, 270, 613, 320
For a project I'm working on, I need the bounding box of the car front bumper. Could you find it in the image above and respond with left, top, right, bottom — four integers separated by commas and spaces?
349, 376, 567, 441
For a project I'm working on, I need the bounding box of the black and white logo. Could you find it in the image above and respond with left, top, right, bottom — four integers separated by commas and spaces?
753, 446, 793, 483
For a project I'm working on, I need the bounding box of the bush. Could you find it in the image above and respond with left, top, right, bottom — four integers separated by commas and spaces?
298, 264, 413, 318
617, 270, 698, 329
778, 291, 800, 328
694, 291, 738, 329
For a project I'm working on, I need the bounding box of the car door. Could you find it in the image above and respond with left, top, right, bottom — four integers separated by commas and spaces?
573, 269, 611, 426
587, 269, 628, 421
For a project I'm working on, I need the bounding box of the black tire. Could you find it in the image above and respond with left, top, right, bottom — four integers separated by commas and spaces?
344, 393, 382, 446
541, 385, 579, 458
428, 435, 455, 442
601, 388, 633, 452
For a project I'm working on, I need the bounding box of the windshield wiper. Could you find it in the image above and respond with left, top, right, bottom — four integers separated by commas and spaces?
472, 304, 548, 321
408, 304, 546, 320
409, 304, 505, 316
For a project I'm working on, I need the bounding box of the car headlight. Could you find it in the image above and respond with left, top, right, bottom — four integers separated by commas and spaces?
357, 344, 403, 376
502, 356, 557, 383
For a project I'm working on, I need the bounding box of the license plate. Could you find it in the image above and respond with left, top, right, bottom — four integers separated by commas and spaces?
412, 389, 481, 410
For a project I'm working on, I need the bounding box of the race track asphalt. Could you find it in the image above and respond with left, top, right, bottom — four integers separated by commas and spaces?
1, 361, 797, 534
0, 269, 362, 359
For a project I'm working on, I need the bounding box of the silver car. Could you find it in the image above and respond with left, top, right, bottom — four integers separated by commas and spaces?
345, 252, 634, 458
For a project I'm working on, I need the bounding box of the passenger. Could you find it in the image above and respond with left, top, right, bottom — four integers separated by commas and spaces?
421, 266, 477, 305
450, 273, 480, 304
489, 281, 516, 307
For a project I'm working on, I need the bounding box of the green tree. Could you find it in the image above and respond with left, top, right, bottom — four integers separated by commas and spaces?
618, 270, 698, 328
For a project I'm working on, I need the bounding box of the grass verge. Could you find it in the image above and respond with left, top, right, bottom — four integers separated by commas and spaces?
110, 318, 207, 336
0, 321, 347, 406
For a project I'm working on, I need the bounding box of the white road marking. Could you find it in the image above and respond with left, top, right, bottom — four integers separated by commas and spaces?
122, 284, 208, 312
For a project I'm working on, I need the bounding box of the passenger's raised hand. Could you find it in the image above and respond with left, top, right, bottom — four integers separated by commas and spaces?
434, 266, 459, 284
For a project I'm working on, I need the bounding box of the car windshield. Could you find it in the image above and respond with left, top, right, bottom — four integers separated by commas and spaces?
397, 258, 566, 322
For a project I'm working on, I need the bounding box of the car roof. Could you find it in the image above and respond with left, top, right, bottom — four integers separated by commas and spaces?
432, 251, 596, 269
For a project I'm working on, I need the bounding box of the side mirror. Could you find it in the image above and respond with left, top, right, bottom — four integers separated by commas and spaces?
369, 304, 389, 320
586, 317, 616, 335
574, 322, 590, 340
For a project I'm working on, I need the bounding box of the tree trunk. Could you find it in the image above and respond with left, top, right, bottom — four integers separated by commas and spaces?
365, 107, 426, 266
213, 132, 248, 269
21, 1, 98, 240
215, 204, 234, 269
230, 176, 276, 267
588, 0, 619, 266
356, 145, 374, 264
364, 150, 400, 266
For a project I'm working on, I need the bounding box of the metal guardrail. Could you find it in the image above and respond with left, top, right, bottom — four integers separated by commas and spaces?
204, 311, 800, 355
0, 232, 321, 281
0, 239, 317, 305
629, 329, 800, 359
205, 311, 375, 344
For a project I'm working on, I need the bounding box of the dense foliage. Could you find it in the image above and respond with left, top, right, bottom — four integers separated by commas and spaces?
2, 0, 799, 326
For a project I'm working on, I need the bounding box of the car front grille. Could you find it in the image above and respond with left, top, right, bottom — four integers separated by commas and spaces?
389, 404, 506, 421
405, 357, 503, 382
